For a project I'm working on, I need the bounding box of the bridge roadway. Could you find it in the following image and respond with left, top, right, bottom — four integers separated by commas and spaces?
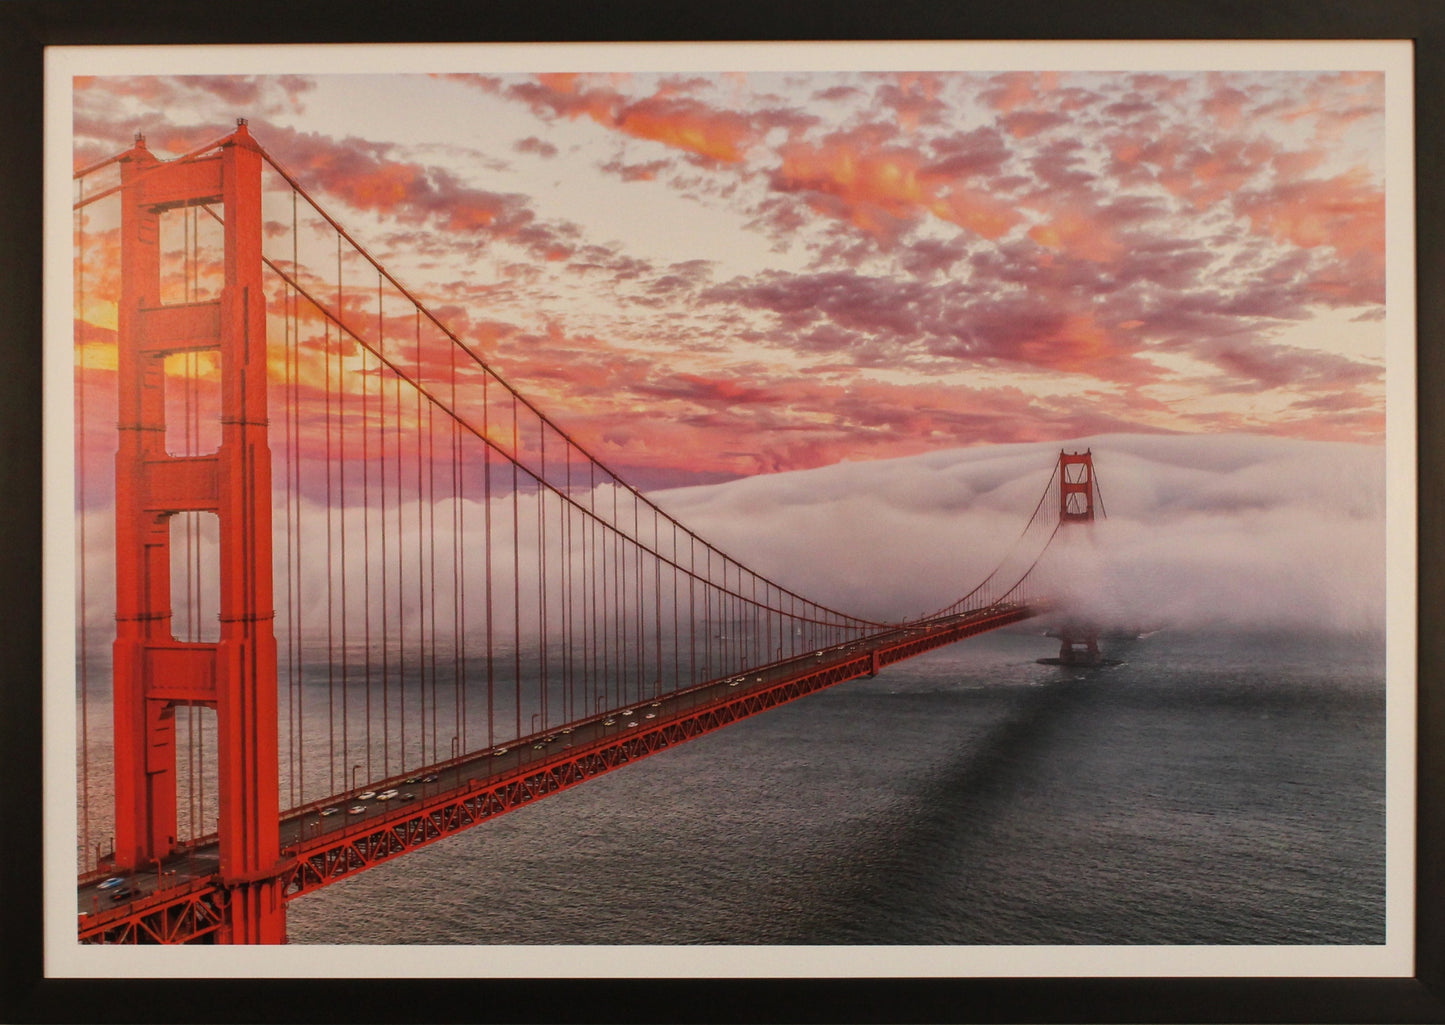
77, 600, 1039, 939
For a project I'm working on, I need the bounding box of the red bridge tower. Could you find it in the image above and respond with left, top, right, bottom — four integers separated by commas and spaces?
111, 121, 285, 942
1053, 449, 1102, 666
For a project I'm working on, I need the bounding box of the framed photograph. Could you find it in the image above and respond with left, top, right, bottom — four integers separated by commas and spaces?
3, 2, 1441, 1022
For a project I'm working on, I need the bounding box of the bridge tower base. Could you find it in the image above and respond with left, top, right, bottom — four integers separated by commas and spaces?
1036, 623, 1120, 667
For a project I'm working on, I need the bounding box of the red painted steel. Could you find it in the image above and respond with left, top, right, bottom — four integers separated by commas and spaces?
1060, 449, 1095, 523
111, 123, 285, 943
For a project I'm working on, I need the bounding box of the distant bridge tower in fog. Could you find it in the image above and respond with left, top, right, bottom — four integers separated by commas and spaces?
1043, 449, 1105, 667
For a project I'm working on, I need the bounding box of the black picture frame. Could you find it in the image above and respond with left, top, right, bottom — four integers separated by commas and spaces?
2, 1, 1440, 1021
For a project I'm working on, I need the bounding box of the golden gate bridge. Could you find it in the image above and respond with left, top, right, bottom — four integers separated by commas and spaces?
73, 121, 1107, 944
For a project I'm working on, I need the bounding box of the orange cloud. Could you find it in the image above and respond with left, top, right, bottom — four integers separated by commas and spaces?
1025, 205, 1124, 264
1016, 311, 1126, 375
932, 187, 1021, 240
615, 97, 754, 163
1235, 166, 1384, 261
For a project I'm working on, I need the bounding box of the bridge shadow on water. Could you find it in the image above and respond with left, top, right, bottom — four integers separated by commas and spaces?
779, 665, 1103, 945
769, 631, 1386, 947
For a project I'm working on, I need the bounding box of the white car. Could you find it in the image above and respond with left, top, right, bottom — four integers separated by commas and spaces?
320, 806, 340, 817
377, 789, 399, 801
358, 791, 376, 801
347, 805, 366, 815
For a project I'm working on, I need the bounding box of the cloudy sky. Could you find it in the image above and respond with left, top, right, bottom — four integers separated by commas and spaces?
71, 57, 1391, 489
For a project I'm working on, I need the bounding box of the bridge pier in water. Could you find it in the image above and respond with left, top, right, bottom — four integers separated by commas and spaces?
1052, 624, 1103, 667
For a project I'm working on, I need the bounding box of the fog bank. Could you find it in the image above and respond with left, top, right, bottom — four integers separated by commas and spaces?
651, 433, 1387, 635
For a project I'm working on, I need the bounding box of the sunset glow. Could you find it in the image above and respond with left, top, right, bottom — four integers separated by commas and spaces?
72, 66, 1390, 488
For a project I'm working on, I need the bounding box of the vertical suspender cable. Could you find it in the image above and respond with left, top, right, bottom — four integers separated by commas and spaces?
450, 321, 463, 754
293, 192, 306, 808
418, 323, 435, 762
287, 287, 299, 807
561, 446, 570, 723
653, 507, 662, 698
512, 394, 521, 740
365, 275, 376, 785
672, 522, 680, 693
338, 232, 350, 789
589, 463, 598, 715
633, 495, 643, 699
538, 431, 547, 730
377, 274, 390, 779
430, 362, 444, 760
75, 175, 91, 866
397, 347, 412, 763
324, 317, 336, 794
288, 187, 302, 808
390, 351, 401, 769
483, 373, 493, 751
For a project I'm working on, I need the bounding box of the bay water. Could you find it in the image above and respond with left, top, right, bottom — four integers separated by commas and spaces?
280, 628, 1386, 946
